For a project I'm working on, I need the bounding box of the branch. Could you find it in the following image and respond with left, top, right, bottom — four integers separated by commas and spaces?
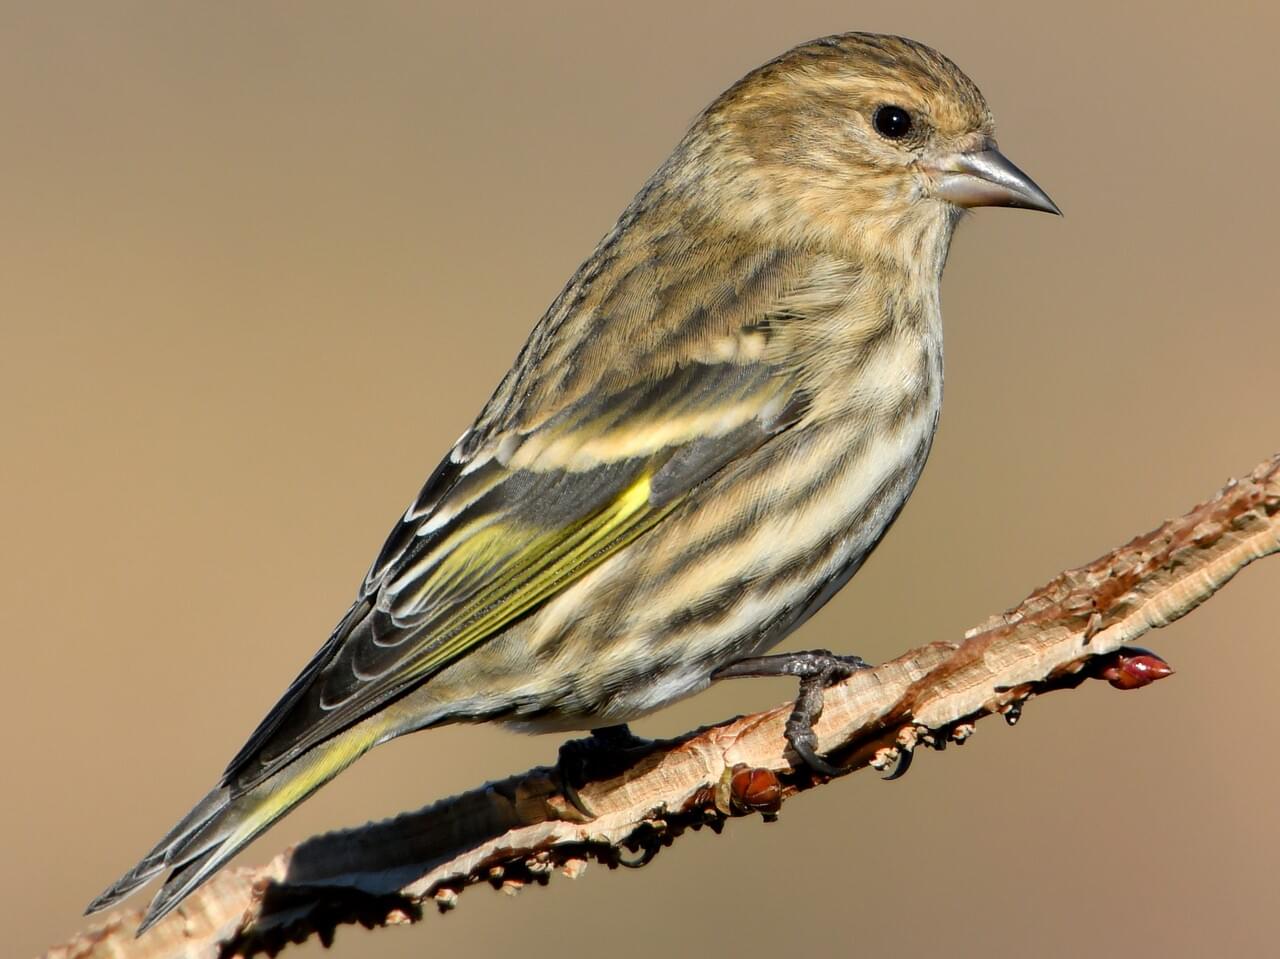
49, 454, 1280, 959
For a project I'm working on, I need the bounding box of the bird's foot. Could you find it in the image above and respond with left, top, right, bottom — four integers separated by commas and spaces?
556, 724, 656, 819
713, 650, 872, 777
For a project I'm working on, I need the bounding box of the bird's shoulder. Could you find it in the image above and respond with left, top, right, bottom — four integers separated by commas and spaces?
467, 199, 867, 444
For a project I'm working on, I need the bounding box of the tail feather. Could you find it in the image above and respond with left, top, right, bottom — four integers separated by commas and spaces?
85, 717, 389, 933
85, 785, 231, 914
136, 845, 227, 935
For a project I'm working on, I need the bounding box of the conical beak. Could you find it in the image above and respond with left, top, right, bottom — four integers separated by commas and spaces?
930, 145, 1061, 215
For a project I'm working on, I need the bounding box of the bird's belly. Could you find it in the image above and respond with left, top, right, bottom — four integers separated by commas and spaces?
482, 397, 940, 733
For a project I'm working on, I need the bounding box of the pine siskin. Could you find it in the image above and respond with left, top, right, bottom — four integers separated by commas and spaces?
88, 32, 1058, 932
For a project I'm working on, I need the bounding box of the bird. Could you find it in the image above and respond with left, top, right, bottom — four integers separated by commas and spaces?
86, 31, 1059, 933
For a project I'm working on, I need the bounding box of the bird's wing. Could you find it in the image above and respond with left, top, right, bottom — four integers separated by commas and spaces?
95, 344, 807, 924
224, 352, 806, 793
219, 234, 836, 793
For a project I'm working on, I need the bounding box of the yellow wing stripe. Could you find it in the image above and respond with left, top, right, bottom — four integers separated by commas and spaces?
202, 477, 677, 887
402, 473, 674, 683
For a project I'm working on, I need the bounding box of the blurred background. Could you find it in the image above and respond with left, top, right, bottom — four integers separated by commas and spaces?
4, 3, 1277, 957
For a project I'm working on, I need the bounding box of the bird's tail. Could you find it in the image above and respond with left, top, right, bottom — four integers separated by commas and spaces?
85, 718, 387, 934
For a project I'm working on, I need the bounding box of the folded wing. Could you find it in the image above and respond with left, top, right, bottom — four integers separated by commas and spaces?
224, 356, 804, 793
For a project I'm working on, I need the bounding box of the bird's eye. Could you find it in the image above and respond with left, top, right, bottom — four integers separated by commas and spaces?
873, 105, 913, 140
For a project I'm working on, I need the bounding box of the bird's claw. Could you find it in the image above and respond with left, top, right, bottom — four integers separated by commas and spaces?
556, 724, 655, 819
784, 709, 844, 777
880, 745, 914, 781
714, 649, 873, 776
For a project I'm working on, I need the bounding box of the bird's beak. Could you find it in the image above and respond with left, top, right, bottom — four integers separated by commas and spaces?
929, 144, 1061, 215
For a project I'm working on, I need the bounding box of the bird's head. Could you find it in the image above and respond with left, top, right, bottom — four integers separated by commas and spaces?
690, 33, 1059, 269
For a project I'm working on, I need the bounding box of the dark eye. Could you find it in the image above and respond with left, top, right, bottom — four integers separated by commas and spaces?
873, 105, 913, 140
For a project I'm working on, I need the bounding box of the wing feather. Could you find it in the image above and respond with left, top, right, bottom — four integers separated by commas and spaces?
224, 358, 797, 793
222, 236, 826, 792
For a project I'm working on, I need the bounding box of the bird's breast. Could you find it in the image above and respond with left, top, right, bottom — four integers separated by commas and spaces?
499, 327, 943, 714
469, 286, 946, 728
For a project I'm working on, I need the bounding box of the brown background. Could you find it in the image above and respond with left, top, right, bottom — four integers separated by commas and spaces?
5, 3, 1278, 957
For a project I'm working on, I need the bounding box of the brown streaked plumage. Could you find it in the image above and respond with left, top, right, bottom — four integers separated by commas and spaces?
88, 32, 1058, 933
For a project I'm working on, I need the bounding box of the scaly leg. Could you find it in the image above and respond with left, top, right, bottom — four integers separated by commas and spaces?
713, 650, 870, 776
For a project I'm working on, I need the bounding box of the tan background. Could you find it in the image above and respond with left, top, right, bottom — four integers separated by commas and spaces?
5, 2, 1278, 956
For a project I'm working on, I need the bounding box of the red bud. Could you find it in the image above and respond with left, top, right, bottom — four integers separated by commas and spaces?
1097, 648, 1174, 690
729, 765, 783, 815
